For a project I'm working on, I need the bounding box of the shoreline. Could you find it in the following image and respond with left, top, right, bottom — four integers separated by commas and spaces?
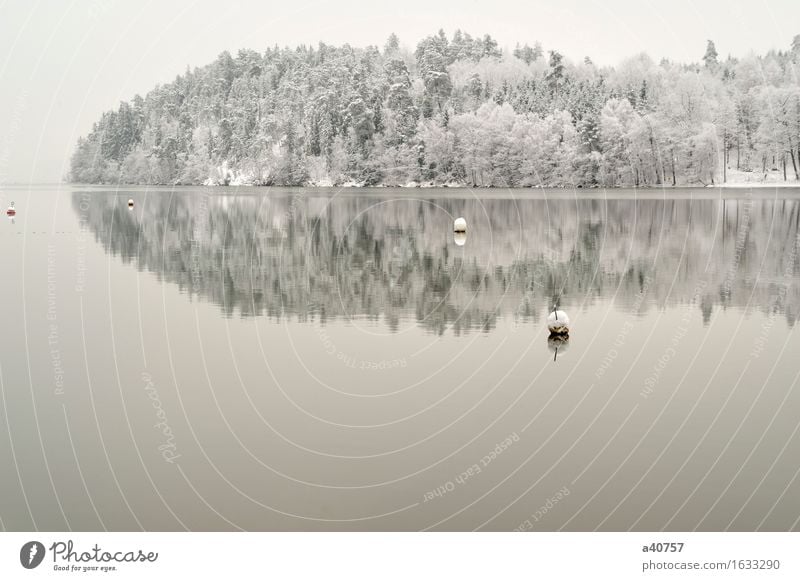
5, 182, 800, 192
62, 181, 800, 189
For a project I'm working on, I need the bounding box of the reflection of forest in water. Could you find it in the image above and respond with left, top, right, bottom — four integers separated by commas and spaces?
74, 190, 800, 334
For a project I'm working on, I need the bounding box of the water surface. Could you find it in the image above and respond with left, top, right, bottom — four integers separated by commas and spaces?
1, 185, 799, 531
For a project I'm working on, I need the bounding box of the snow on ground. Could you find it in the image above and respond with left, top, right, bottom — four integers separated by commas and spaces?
721, 167, 800, 187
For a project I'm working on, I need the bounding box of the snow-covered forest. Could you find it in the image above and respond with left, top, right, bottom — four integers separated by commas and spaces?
70, 30, 800, 187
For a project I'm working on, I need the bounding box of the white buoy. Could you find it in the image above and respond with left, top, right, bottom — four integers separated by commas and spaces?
546, 308, 570, 335
454, 231, 466, 246
454, 217, 466, 233
6, 202, 16, 216
127, 199, 134, 209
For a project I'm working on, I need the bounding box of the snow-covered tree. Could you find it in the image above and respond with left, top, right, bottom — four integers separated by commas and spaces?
703, 40, 719, 69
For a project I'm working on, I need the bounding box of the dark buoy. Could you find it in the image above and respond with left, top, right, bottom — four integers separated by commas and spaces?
127, 198, 134, 210
548, 334, 570, 361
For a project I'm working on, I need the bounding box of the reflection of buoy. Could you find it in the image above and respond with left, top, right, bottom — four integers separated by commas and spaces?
6, 202, 16, 216
454, 231, 466, 246
546, 308, 570, 335
454, 217, 466, 233
127, 199, 134, 209
548, 334, 570, 361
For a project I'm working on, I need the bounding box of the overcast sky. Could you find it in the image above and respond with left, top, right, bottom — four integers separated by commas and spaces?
0, 0, 797, 183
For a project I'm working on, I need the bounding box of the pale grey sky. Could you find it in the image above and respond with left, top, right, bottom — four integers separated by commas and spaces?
0, 0, 797, 183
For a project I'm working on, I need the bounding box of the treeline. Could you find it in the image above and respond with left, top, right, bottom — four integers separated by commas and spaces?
70, 31, 800, 187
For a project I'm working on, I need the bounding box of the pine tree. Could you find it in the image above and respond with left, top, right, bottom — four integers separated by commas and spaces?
384, 33, 400, 55
703, 40, 719, 69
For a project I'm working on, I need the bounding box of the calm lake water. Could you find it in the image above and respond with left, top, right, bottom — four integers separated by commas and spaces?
1, 184, 799, 531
